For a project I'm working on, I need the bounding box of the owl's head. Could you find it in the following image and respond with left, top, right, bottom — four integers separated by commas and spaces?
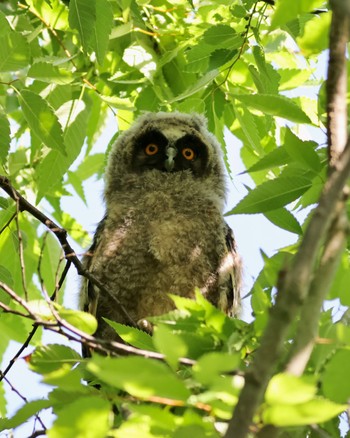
105, 112, 227, 200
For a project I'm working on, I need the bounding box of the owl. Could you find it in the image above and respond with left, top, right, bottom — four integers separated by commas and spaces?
80, 112, 241, 346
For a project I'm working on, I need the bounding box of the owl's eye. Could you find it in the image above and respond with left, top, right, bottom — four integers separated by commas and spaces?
145, 143, 159, 156
182, 147, 196, 161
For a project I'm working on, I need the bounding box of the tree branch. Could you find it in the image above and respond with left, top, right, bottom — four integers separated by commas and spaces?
0, 175, 137, 328
226, 2, 350, 436
225, 141, 350, 438
327, 0, 350, 167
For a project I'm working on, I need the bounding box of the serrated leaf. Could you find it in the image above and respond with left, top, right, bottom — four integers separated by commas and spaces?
297, 12, 331, 56
0, 399, 51, 430
36, 99, 89, 200
168, 69, 219, 103
203, 24, 242, 49
263, 398, 347, 427
234, 105, 264, 154
91, 0, 113, 65
28, 61, 73, 84
193, 352, 240, 385
0, 113, 10, 163
104, 319, 155, 351
59, 308, 98, 335
49, 396, 111, 438
228, 176, 312, 214
87, 356, 191, 401
69, 0, 96, 52
30, 344, 81, 374
271, 0, 325, 29
244, 146, 291, 174
284, 129, 321, 172
264, 207, 302, 235
153, 324, 188, 369
233, 94, 311, 124
0, 31, 30, 72
19, 90, 65, 154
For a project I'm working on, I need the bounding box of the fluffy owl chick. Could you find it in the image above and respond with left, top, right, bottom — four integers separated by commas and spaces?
80, 112, 241, 344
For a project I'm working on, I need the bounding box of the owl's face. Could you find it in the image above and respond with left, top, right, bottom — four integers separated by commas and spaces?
105, 112, 226, 202
131, 126, 209, 177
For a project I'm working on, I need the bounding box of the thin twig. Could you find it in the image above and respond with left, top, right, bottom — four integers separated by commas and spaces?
0, 259, 72, 383
0, 175, 137, 328
14, 196, 28, 301
0, 371, 46, 431
37, 232, 49, 296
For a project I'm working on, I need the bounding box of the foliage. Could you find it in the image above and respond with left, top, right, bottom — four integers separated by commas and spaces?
0, 0, 349, 437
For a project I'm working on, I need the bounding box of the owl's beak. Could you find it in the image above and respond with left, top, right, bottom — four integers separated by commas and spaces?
164, 146, 177, 172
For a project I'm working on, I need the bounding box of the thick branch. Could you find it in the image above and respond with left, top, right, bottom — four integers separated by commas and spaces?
327, 0, 350, 167
225, 141, 350, 438
0, 175, 137, 328
286, 207, 348, 376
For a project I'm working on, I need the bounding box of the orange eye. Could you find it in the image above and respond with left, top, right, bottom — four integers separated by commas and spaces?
145, 143, 159, 156
182, 147, 196, 161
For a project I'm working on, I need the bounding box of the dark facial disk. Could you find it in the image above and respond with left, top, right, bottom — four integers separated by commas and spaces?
131, 129, 209, 177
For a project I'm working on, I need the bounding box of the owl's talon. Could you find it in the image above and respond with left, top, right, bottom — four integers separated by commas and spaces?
137, 319, 154, 335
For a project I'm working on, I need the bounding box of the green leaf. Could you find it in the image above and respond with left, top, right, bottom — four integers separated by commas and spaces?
234, 105, 264, 154
30, 344, 81, 374
68, 0, 96, 52
271, 0, 325, 29
193, 352, 240, 386
104, 319, 155, 351
59, 308, 98, 335
263, 398, 347, 427
228, 175, 312, 214
168, 69, 219, 103
28, 62, 74, 84
0, 31, 30, 72
36, 99, 89, 200
266, 373, 317, 405
203, 24, 242, 49
263, 208, 302, 235
245, 147, 291, 174
284, 129, 321, 172
91, 0, 113, 65
322, 350, 350, 403
233, 94, 311, 124
87, 356, 191, 401
0, 113, 10, 163
297, 12, 331, 56
49, 396, 111, 438
153, 324, 188, 369
19, 90, 66, 154
0, 399, 51, 430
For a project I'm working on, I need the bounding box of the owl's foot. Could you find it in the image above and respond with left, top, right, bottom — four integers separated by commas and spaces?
137, 318, 154, 335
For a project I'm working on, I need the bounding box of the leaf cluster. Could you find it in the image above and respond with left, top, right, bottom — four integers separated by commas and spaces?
0, 0, 350, 437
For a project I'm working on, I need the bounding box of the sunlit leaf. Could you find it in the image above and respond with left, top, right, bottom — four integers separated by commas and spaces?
104, 319, 155, 351
233, 94, 311, 124
19, 90, 66, 154
263, 398, 347, 426
228, 175, 312, 214
49, 396, 111, 438
0, 400, 51, 431
30, 344, 81, 374
87, 356, 191, 401
68, 0, 96, 52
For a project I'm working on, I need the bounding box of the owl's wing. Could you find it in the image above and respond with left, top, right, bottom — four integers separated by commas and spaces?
224, 222, 242, 316
80, 216, 107, 357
